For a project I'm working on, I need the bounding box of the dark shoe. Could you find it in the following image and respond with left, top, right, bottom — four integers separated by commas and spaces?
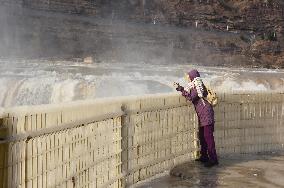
195, 157, 209, 163
204, 160, 219, 168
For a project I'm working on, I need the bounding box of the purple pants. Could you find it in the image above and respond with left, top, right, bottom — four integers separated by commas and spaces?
198, 125, 218, 162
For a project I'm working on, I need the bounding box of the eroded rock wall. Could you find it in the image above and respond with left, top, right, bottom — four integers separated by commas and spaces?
0, 0, 283, 68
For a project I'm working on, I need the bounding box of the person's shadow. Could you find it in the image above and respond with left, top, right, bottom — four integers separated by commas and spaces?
169, 152, 284, 188
170, 160, 219, 188
135, 152, 284, 188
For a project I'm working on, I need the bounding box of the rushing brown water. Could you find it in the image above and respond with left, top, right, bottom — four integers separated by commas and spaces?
1, 59, 284, 107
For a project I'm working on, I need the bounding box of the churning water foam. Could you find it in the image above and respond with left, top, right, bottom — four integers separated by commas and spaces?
0, 59, 283, 107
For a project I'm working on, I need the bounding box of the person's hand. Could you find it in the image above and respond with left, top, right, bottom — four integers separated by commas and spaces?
174, 82, 184, 92
173, 82, 180, 88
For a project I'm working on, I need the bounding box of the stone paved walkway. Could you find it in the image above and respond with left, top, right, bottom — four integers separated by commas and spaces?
135, 153, 284, 188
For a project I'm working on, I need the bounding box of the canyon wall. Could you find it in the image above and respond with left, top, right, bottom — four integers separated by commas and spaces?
0, 0, 283, 67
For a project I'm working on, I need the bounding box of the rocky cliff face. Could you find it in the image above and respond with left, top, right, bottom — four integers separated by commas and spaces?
6, 0, 282, 35
0, 0, 283, 68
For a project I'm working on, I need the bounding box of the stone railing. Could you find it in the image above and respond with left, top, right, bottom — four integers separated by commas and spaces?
0, 92, 283, 188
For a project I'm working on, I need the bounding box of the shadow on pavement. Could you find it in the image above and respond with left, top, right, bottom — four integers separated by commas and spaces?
136, 152, 284, 188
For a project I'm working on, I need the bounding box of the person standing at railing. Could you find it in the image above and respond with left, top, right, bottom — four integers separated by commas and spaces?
174, 69, 218, 167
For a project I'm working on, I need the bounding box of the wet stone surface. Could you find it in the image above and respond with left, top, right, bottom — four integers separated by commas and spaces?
136, 154, 284, 188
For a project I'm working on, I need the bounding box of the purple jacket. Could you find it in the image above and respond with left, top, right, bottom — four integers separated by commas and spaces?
178, 70, 214, 127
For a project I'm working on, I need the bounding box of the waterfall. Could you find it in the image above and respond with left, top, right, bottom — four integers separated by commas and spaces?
0, 59, 284, 107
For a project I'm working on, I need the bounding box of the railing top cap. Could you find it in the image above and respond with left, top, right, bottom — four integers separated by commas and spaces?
0, 91, 283, 117
1, 93, 180, 116
0, 108, 4, 119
